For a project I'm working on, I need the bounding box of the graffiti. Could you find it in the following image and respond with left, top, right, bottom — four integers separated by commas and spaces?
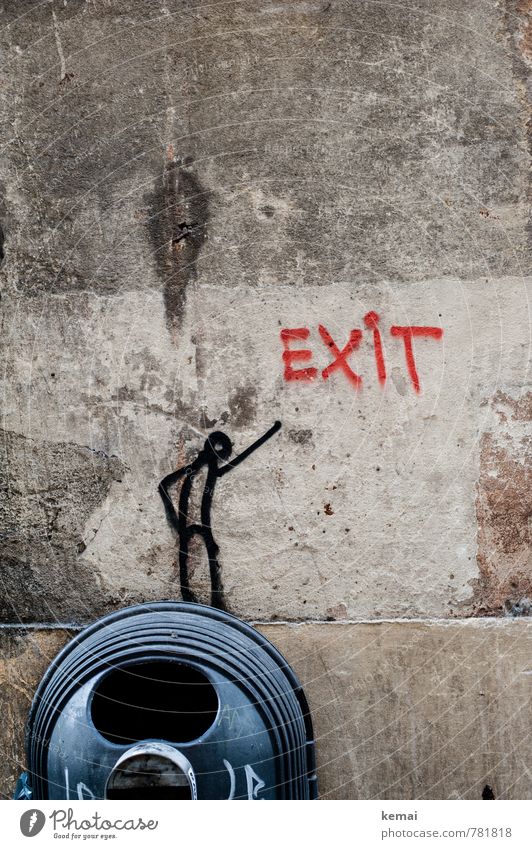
223, 760, 265, 800
64, 768, 96, 800
364, 311, 386, 385
223, 759, 236, 799
280, 312, 443, 393
319, 324, 362, 389
63, 761, 265, 800
280, 328, 318, 382
245, 764, 266, 799
76, 781, 96, 800
221, 703, 241, 733
159, 422, 282, 609
390, 324, 443, 393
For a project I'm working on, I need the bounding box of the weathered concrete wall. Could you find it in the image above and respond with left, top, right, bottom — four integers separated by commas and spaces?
0, 0, 530, 798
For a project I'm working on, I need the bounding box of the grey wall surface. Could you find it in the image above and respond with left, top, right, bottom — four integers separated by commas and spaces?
0, 0, 530, 798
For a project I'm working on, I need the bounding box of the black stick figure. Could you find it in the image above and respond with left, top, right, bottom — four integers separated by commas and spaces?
159, 421, 282, 609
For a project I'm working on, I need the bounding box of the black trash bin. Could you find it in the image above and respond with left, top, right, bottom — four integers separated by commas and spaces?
15, 602, 317, 800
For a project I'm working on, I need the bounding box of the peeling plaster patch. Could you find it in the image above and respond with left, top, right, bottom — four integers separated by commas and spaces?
514, 0, 532, 65
390, 367, 408, 397
0, 430, 125, 621
472, 392, 531, 616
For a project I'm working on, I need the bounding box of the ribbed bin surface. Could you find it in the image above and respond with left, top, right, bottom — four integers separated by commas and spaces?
24, 602, 318, 800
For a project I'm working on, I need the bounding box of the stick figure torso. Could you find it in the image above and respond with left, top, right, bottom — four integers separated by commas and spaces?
159, 422, 281, 609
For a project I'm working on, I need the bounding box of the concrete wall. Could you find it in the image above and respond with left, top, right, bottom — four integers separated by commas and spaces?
0, 0, 530, 798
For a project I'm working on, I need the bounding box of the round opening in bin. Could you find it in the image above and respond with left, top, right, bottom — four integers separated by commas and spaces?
106, 744, 197, 800
90, 661, 219, 745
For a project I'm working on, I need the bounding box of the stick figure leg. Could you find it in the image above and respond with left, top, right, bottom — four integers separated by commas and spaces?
205, 531, 227, 611
180, 527, 198, 604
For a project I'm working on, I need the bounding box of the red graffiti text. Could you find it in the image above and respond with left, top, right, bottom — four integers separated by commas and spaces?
280, 313, 443, 393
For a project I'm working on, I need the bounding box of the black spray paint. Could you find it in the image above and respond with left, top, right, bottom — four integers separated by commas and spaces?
159, 422, 282, 609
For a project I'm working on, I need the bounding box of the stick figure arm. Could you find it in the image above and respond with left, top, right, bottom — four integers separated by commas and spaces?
218, 421, 282, 477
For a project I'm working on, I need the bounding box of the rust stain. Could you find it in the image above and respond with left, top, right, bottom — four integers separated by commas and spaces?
515, 0, 532, 63
490, 388, 531, 422
326, 602, 347, 620
471, 392, 531, 616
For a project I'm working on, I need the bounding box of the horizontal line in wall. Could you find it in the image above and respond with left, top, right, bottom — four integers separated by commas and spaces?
0, 623, 83, 630
0, 616, 528, 631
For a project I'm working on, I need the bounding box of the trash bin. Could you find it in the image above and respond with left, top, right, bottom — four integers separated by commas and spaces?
15, 602, 317, 800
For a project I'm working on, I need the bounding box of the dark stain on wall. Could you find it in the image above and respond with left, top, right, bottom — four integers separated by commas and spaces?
145, 150, 210, 332
287, 428, 313, 445
228, 385, 257, 428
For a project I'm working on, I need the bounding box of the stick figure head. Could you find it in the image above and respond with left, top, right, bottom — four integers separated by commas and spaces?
205, 431, 232, 462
